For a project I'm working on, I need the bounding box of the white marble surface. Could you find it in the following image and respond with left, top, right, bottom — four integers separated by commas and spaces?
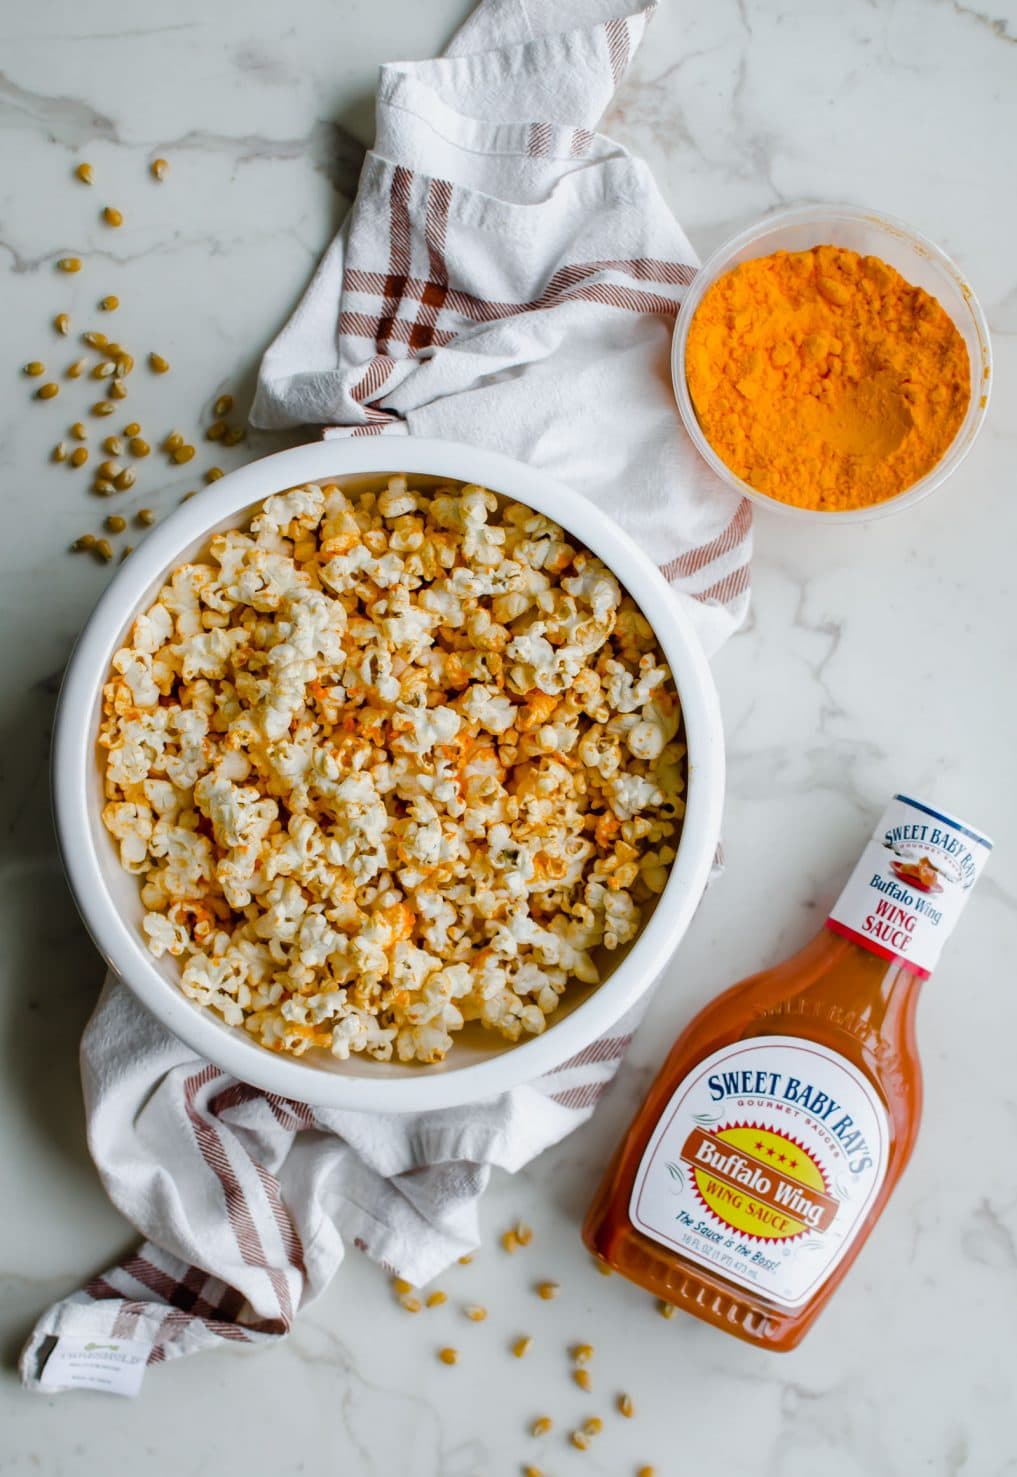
2, 0, 1016, 1472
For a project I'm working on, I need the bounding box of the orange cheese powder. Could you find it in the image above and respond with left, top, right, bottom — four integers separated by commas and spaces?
685, 245, 971, 512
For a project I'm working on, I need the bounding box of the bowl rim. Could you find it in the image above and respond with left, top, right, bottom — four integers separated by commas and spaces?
671, 202, 993, 524
53, 436, 725, 1111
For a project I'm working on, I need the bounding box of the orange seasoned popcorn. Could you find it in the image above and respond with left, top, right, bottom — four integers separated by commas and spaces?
99, 478, 686, 1065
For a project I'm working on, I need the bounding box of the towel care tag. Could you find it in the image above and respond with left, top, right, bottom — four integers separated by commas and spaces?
39, 1335, 152, 1396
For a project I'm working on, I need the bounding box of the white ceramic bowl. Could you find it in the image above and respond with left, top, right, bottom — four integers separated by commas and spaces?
53, 438, 724, 1111
672, 204, 992, 523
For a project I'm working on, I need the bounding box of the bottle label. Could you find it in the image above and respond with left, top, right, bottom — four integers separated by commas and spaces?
826, 794, 992, 979
629, 1036, 891, 1309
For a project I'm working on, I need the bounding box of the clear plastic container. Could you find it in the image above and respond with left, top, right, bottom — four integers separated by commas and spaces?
671, 205, 992, 523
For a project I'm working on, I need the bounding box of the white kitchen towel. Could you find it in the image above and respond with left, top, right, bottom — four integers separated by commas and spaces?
22, 977, 645, 1390
252, 0, 751, 656
22, 0, 750, 1390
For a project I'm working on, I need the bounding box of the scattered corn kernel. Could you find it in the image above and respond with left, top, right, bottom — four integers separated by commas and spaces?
94, 537, 113, 561
163, 431, 184, 452
457, 1255, 473, 1266
206, 419, 227, 442
67, 358, 87, 378
570, 1431, 590, 1451
92, 361, 116, 379
531, 1417, 553, 1437
105, 514, 127, 534
71, 422, 87, 440
102, 206, 123, 228
213, 393, 234, 418
515, 1223, 534, 1247
99, 295, 119, 312
537, 1282, 559, 1301
180, 490, 196, 502
128, 437, 150, 457
75, 162, 94, 185
151, 157, 169, 181
123, 421, 141, 437
110, 378, 128, 399
23, 361, 45, 377
657, 1301, 676, 1320
54, 313, 70, 335
114, 467, 136, 491
72, 533, 96, 551
522, 1467, 544, 1477
425, 1291, 447, 1308
592, 1259, 613, 1276
205, 466, 224, 482
83, 331, 108, 349
438, 1347, 459, 1366
392, 1277, 414, 1296
137, 507, 156, 526
502, 1231, 520, 1254
464, 1305, 487, 1322
618, 1394, 635, 1419
70, 447, 89, 468
574, 1369, 592, 1393
512, 1336, 533, 1359
119, 544, 133, 562
399, 1295, 423, 1314
637, 1467, 656, 1477
573, 1344, 594, 1365
102, 436, 124, 456
36, 382, 59, 400
149, 352, 170, 373
222, 425, 246, 446
583, 1418, 603, 1437
93, 478, 115, 496
92, 401, 115, 417
57, 257, 81, 273
52, 442, 68, 463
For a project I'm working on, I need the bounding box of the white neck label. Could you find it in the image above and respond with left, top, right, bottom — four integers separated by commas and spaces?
826, 794, 992, 979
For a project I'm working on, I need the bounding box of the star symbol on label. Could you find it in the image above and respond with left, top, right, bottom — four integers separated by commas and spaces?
766, 1147, 776, 1157
789, 1158, 798, 1169
754, 1141, 764, 1152
777, 1153, 787, 1163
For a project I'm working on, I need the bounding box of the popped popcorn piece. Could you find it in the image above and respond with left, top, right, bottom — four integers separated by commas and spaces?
100, 476, 685, 1064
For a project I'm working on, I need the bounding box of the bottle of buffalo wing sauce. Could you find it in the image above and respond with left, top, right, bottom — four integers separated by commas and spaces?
584, 795, 991, 1350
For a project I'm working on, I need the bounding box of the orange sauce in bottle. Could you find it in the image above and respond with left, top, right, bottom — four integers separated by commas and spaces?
584, 795, 991, 1350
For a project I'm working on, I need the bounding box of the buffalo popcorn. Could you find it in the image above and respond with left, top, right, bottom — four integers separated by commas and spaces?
99, 478, 686, 1065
